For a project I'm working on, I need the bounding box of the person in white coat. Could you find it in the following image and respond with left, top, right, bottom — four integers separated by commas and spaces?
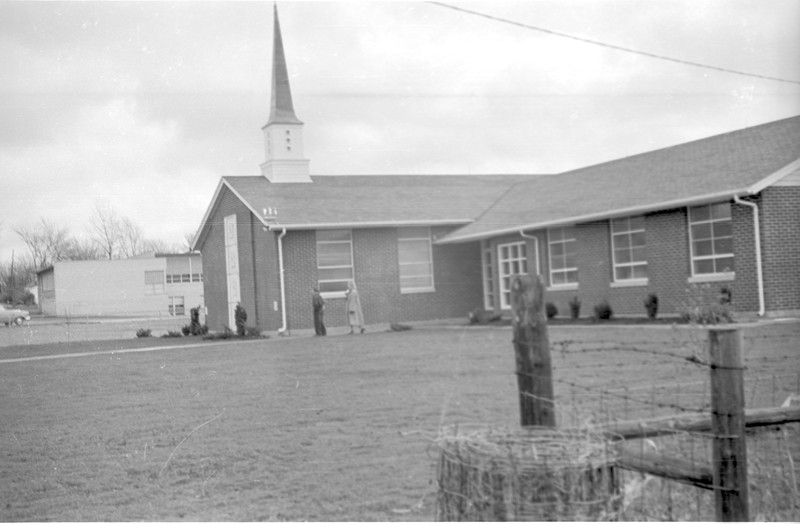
345, 281, 365, 334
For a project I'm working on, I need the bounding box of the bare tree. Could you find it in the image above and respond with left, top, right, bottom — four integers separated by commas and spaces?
89, 203, 123, 259
14, 218, 73, 268
119, 216, 145, 259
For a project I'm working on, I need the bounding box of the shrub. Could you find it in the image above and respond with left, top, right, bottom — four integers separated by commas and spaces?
245, 326, 263, 337
468, 308, 486, 325
568, 296, 581, 320
162, 330, 182, 338
234, 303, 248, 337
545, 302, 558, 319
644, 293, 659, 319
680, 283, 734, 325
593, 300, 614, 320
182, 307, 209, 336
136, 328, 152, 338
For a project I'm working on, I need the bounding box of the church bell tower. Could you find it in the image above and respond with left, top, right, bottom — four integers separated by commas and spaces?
260, 4, 311, 183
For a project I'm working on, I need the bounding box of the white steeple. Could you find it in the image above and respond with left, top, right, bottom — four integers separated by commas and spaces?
260, 3, 311, 183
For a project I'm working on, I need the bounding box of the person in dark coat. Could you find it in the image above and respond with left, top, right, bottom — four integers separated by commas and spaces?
312, 287, 326, 336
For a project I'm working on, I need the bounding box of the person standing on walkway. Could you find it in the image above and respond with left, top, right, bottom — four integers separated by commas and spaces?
345, 281, 365, 334
312, 287, 326, 336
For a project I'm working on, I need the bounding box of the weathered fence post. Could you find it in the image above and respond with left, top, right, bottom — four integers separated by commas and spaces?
708, 327, 749, 522
510, 274, 555, 427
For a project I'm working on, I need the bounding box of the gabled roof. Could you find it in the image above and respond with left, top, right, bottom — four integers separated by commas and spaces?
438, 115, 800, 244
192, 174, 535, 249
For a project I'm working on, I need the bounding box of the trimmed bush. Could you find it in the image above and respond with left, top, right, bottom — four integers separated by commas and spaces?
234, 303, 248, 337
593, 300, 614, 321
136, 328, 152, 338
568, 296, 581, 320
545, 302, 558, 319
162, 330, 182, 338
644, 293, 659, 320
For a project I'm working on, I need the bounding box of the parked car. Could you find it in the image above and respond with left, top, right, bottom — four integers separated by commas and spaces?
1, 303, 31, 326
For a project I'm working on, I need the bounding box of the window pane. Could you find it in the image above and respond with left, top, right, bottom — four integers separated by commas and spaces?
552, 272, 566, 285
690, 205, 711, 222
632, 265, 648, 279
564, 254, 577, 268
320, 280, 349, 293
712, 203, 731, 220
694, 240, 713, 257
694, 259, 715, 274
319, 267, 353, 281
614, 234, 631, 249
714, 238, 733, 255
317, 229, 351, 242
563, 240, 577, 256
400, 275, 433, 289
615, 266, 632, 280
630, 231, 646, 247
400, 262, 431, 277
692, 223, 712, 240
551, 243, 564, 257
713, 221, 732, 238
611, 218, 627, 233
565, 270, 578, 283
630, 246, 647, 263
551, 257, 565, 270
714, 257, 735, 273
615, 248, 632, 264
399, 240, 430, 263
318, 243, 351, 267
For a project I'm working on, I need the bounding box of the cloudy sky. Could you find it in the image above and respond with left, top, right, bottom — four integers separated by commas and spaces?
1, 0, 798, 264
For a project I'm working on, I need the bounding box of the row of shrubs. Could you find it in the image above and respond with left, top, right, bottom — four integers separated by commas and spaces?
136, 304, 266, 339
540, 284, 733, 324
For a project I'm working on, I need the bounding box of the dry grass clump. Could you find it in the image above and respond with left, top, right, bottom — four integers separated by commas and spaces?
435, 425, 622, 521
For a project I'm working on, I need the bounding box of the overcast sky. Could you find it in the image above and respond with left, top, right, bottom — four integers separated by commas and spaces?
1, 0, 799, 265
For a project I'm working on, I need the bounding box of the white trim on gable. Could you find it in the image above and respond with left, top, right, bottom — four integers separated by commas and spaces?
748, 158, 800, 191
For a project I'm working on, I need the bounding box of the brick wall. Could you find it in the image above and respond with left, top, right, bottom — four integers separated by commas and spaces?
760, 187, 800, 313
483, 204, 768, 319
281, 226, 483, 331
198, 187, 284, 332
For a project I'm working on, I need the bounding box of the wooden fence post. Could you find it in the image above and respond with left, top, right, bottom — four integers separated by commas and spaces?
708, 327, 749, 522
510, 274, 555, 427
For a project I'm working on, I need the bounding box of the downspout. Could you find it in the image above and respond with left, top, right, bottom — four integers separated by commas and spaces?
276, 227, 288, 335
733, 195, 765, 317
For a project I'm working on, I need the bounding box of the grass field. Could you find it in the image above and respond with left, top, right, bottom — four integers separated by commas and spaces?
1, 321, 798, 521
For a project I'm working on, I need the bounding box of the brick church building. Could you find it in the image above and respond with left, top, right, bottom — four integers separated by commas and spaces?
192, 5, 800, 333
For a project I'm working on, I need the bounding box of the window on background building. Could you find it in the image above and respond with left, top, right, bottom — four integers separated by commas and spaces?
168, 296, 185, 316
498, 241, 528, 309
611, 216, 648, 281
688, 203, 734, 276
317, 229, 354, 294
144, 270, 165, 295
548, 227, 578, 286
398, 227, 434, 293
482, 243, 495, 310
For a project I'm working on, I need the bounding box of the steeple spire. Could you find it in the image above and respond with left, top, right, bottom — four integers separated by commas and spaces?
260, 3, 311, 183
268, 3, 302, 125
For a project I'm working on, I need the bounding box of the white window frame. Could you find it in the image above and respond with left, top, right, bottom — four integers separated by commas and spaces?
224, 214, 241, 329
610, 216, 648, 287
398, 227, 435, 294
547, 226, 578, 289
498, 240, 538, 310
316, 229, 354, 297
481, 241, 495, 310
168, 296, 185, 316
687, 203, 735, 282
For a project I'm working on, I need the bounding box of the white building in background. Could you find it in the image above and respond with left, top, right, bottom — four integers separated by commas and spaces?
37, 253, 204, 318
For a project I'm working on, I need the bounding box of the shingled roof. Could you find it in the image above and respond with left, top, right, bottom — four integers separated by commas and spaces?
438, 115, 800, 244
193, 174, 535, 248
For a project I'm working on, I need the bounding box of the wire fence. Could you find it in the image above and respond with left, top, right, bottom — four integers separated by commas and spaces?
536, 324, 799, 521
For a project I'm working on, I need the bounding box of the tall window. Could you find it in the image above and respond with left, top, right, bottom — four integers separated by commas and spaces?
611, 216, 648, 282
144, 270, 165, 295
548, 227, 578, 286
317, 229, 354, 294
482, 243, 495, 310
398, 227, 434, 293
689, 203, 734, 276
498, 241, 528, 309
